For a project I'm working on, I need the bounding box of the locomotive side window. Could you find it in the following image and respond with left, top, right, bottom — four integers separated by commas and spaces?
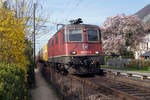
87, 29, 99, 42
69, 29, 82, 42
49, 41, 51, 48
55, 36, 58, 44
52, 40, 54, 46
63, 30, 65, 42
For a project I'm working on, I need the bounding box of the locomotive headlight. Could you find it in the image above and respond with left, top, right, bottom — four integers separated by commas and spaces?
95, 51, 100, 54
71, 51, 76, 55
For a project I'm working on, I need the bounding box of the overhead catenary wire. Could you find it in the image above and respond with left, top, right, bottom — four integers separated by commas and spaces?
63, 0, 77, 17
36, 0, 84, 53
37, 0, 84, 41
43, 0, 84, 27
49, 0, 83, 25
60, 0, 72, 17
64, 0, 83, 22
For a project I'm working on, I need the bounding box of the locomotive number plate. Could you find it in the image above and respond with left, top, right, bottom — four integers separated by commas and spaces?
80, 51, 92, 54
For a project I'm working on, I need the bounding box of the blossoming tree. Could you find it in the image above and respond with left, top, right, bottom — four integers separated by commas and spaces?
101, 14, 145, 56
0, 2, 28, 68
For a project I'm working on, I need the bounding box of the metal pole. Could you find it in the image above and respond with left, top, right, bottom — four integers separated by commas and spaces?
33, 3, 36, 68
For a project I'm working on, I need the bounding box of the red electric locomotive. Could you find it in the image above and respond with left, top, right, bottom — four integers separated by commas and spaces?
48, 19, 104, 74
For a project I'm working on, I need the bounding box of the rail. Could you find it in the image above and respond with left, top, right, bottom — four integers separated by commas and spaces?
68, 75, 142, 100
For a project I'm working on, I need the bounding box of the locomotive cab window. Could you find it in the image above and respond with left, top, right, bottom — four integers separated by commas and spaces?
87, 29, 99, 42
69, 29, 82, 42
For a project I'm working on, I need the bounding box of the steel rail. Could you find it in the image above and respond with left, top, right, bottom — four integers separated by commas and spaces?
67, 75, 142, 100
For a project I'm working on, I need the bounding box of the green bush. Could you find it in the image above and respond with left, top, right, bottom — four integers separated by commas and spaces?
126, 60, 150, 69
126, 60, 139, 68
141, 60, 150, 67
26, 63, 35, 88
24, 40, 35, 88
0, 63, 26, 100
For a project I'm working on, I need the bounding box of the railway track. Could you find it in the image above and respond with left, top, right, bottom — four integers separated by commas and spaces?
40, 62, 150, 100
104, 76, 150, 100
68, 74, 150, 100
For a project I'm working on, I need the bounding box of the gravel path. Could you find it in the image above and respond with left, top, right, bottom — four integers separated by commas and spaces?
31, 68, 58, 100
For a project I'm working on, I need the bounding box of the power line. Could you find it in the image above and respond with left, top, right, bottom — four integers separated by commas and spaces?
64, 0, 83, 21
43, 0, 83, 27
50, 0, 79, 25
61, 0, 72, 17
63, 0, 77, 15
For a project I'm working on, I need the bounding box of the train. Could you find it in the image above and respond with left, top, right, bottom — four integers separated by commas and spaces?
37, 19, 104, 74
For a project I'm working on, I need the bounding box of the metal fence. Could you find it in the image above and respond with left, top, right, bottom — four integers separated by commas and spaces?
40, 64, 117, 100
107, 58, 132, 67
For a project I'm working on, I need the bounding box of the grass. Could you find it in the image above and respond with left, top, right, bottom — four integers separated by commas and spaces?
101, 65, 150, 73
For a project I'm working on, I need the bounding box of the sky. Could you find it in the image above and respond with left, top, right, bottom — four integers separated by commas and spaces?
36, 0, 150, 53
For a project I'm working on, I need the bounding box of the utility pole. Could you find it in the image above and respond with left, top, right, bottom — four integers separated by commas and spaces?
33, 3, 36, 68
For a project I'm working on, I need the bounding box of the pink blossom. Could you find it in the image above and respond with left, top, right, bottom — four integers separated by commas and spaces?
101, 14, 145, 55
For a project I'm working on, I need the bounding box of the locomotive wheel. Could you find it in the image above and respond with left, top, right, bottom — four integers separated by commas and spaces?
60, 68, 68, 75
96, 69, 104, 75
59, 64, 68, 75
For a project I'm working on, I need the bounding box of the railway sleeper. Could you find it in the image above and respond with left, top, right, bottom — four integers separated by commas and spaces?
125, 92, 150, 98
114, 86, 133, 90
137, 90, 150, 94
132, 92, 150, 95
118, 85, 143, 91
116, 84, 150, 93
113, 83, 132, 87
122, 89, 143, 93
96, 88, 113, 95
132, 93, 150, 96
126, 73, 132, 77
143, 96, 150, 99
141, 75, 148, 80
119, 89, 139, 92
142, 98, 150, 100
122, 91, 141, 95
114, 88, 144, 93
111, 85, 150, 98
115, 72, 120, 76
119, 90, 140, 94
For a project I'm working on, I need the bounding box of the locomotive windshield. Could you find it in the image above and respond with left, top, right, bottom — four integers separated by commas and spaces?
69, 29, 82, 42
87, 29, 99, 42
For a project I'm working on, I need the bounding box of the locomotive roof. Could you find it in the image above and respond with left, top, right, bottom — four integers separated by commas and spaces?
54, 24, 99, 35
65, 24, 99, 28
